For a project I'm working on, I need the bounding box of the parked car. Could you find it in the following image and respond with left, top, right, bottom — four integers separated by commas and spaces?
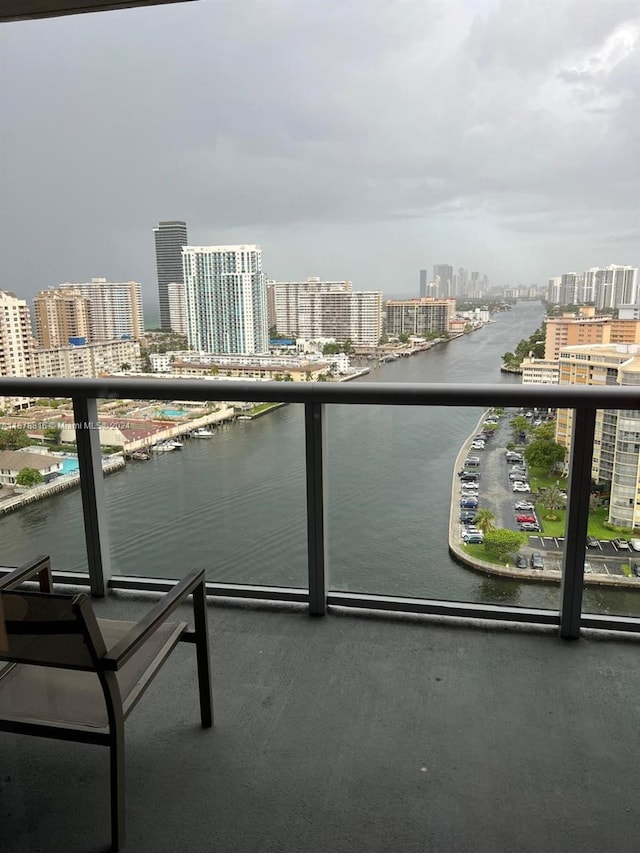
630, 539, 640, 552
464, 457, 480, 467
459, 499, 479, 509
515, 514, 536, 524
471, 442, 485, 450
460, 473, 479, 482
461, 483, 479, 491
530, 552, 544, 570
613, 538, 630, 550
462, 532, 484, 544
513, 482, 531, 492
509, 472, 527, 481
514, 554, 528, 569
631, 563, 640, 577
514, 501, 535, 511
586, 536, 600, 548
519, 522, 541, 532
506, 452, 523, 463
459, 512, 477, 523
509, 466, 527, 474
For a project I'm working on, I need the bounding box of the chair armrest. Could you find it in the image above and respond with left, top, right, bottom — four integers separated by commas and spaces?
0, 554, 53, 592
102, 569, 206, 670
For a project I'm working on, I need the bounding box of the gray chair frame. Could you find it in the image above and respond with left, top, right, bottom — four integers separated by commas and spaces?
0, 555, 213, 851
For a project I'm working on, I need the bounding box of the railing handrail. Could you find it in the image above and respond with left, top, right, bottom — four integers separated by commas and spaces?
0, 376, 639, 408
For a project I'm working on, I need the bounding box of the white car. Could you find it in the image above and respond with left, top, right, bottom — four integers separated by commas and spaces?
471, 442, 485, 450
512, 482, 531, 492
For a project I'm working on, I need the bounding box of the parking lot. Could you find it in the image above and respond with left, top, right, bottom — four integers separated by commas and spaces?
456, 408, 640, 578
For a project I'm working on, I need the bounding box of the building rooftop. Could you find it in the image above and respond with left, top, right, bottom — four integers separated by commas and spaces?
2, 592, 639, 853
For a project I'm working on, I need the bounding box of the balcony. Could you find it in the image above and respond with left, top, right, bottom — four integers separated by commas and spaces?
1, 377, 640, 849
2, 589, 640, 852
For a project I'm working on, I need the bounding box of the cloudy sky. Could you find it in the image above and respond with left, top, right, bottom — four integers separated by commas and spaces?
2, 0, 639, 320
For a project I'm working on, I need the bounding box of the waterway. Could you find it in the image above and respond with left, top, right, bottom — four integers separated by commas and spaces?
2, 301, 638, 616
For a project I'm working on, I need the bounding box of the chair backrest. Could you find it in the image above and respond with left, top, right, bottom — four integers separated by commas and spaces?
0, 589, 105, 670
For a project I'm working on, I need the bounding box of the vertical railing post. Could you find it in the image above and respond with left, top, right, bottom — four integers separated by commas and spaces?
559, 406, 596, 639
305, 401, 327, 615
73, 396, 111, 596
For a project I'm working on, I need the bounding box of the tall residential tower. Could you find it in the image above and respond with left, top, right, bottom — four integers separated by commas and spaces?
154, 220, 188, 329
182, 244, 268, 354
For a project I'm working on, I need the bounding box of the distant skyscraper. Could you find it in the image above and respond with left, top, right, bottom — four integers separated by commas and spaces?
154, 221, 188, 330
433, 265, 453, 297
419, 269, 428, 298
182, 244, 268, 353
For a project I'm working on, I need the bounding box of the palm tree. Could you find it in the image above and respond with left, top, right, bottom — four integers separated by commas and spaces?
541, 485, 564, 520
474, 508, 496, 534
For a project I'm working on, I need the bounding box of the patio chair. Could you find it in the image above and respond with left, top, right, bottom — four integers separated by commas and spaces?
0, 554, 212, 851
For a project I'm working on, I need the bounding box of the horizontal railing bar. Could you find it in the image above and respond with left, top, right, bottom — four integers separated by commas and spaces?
580, 614, 640, 633
327, 592, 561, 624
5, 568, 640, 634
1, 377, 640, 408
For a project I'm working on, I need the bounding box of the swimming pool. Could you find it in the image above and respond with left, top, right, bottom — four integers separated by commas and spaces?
162, 408, 189, 418
60, 457, 79, 475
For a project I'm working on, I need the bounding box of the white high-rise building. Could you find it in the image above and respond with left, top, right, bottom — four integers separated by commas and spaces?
168, 282, 187, 335
584, 265, 639, 310
58, 278, 145, 341
0, 290, 35, 410
270, 277, 352, 337
182, 245, 268, 354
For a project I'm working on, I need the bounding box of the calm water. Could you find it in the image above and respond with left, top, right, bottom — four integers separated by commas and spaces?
2, 301, 639, 616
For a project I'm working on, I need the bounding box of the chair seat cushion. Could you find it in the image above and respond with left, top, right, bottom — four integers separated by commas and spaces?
0, 618, 186, 730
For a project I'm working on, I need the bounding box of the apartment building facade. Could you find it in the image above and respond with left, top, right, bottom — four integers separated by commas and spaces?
544, 313, 640, 361
385, 298, 454, 337
33, 288, 91, 347
296, 290, 382, 347
182, 244, 268, 354
556, 343, 640, 529
269, 277, 352, 337
59, 279, 145, 341
33, 339, 142, 379
168, 282, 187, 335
0, 290, 35, 410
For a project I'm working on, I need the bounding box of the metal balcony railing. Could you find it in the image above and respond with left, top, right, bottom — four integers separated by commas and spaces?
2, 376, 640, 639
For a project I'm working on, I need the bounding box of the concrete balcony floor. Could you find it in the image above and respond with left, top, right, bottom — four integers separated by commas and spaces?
2, 593, 640, 853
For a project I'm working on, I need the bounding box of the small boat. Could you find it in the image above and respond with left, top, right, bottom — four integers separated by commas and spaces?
167, 439, 184, 449
152, 441, 176, 453
131, 450, 150, 461
192, 428, 214, 438
236, 415, 252, 421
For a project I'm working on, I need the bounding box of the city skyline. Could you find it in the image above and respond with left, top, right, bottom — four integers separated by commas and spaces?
3, 1, 639, 308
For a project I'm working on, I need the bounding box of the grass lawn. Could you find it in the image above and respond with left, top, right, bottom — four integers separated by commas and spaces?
528, 466, 567, 493
462, 535, 526, 565
535, 505, 632, 540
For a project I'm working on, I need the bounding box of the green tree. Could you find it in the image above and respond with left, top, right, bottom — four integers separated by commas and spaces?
532, 421, 555, 441
43, 426, 61, 444
0, 428, 30, 451
541, 485, 565, 511
398, 332, 410, 344
474, 508, 496, 534
342, 338, 355, 354
120, 362, 132, 372
378, 332, 389, 345
483, 529, 524, 562
524, 439, 566, 475
16, 467, 44, 487
510, 415, 529, 442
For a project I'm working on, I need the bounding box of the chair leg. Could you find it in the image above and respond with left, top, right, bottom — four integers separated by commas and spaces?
110, 725, 126, 851
193, 580, 213, 727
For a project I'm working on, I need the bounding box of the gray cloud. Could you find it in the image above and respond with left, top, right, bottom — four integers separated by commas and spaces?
1, 0, 639, 314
